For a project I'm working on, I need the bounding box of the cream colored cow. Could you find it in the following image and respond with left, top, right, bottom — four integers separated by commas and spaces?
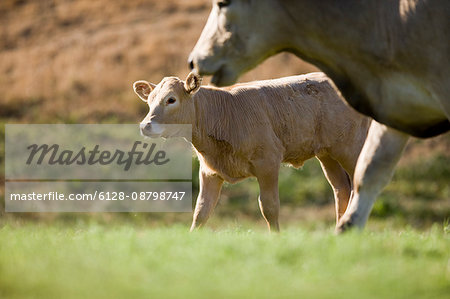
134, 72, 370, 231
188, 0, 450, 232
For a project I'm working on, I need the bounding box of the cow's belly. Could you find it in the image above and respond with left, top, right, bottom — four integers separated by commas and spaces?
365, 72, 449, 137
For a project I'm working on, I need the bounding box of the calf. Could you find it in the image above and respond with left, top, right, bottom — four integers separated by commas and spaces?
134, 72, 371, 231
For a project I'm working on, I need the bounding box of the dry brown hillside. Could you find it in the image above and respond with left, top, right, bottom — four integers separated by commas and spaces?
0, 0, 317, 123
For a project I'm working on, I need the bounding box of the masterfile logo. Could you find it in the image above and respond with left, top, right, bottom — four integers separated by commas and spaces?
25, 141, 170, 171
5, 124, 191, 180
5, 124, 193, 212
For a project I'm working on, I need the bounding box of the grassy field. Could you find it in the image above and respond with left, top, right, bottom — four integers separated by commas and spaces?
0, 0, 448, 225
0, 223, 449, 299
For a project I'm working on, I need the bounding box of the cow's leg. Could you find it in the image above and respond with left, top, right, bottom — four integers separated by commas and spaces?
336, 121, 409, 233
190, 170, 223, 231
254, 164, 281, 232
317, 155, 352, 224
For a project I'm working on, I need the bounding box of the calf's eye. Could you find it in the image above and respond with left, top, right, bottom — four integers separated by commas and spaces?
218, 0, 230, 8
167, 98, 176, 105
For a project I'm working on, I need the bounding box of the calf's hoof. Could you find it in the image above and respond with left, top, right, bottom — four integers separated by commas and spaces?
335, 215, 356, 234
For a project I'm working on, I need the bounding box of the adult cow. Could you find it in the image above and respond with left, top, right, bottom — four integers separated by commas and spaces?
188, 0, 450, 232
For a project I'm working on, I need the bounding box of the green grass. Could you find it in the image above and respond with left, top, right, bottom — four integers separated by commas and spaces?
0, 224, 449, 299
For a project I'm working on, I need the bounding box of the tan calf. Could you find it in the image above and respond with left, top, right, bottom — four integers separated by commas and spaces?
134, 72, 371, 231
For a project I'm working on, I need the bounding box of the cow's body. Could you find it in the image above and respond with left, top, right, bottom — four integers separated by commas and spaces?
135, 72, 370, 231
189, 0, 450, 138
188, 0, 449, 232
192, 73, 369, 183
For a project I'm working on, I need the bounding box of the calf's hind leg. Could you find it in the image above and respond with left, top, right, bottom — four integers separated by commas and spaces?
317, 155, 352, 224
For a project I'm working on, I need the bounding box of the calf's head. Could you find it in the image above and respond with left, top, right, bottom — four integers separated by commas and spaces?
134, 72, 202, 138
188, 0, 284, 86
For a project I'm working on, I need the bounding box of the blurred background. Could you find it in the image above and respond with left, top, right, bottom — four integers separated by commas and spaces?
0, 0, 448, 229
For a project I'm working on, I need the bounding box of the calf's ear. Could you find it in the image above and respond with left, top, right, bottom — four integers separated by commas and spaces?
133, 80, 155, 102
184, 72, 202, 95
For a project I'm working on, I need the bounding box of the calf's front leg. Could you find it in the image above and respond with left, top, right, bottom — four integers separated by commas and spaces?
336, 121, 409, 233
190, 169, 224, 231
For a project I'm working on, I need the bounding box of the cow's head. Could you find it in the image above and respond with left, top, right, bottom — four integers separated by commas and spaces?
134, 72, 201, 138
188, 0, 283, 86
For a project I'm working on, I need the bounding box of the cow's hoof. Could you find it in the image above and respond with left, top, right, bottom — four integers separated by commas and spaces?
335, 217, 355, 234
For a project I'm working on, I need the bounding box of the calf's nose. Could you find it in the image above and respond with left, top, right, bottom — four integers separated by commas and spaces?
139, 122, 152, 136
